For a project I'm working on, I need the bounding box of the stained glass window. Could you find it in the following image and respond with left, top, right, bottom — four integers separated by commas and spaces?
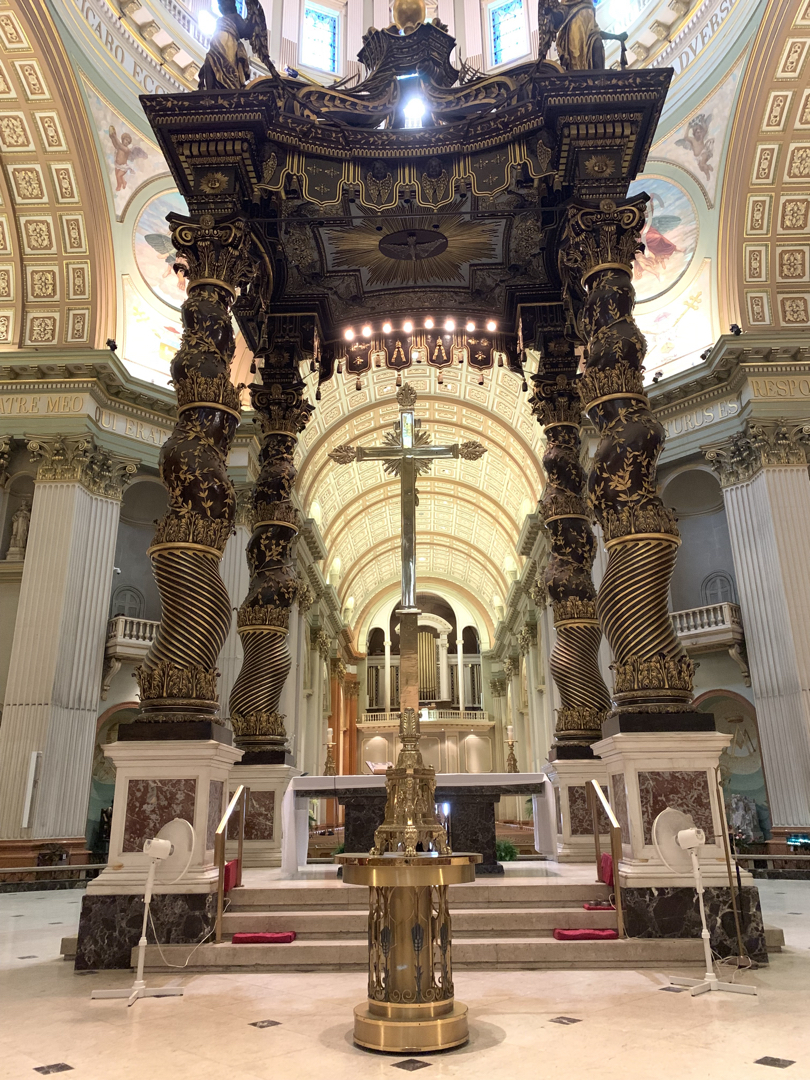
489, 0, 527, 67
302, 3, 339, 74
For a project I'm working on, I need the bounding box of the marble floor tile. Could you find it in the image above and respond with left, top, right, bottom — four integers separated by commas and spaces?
1, 884, 809, 1080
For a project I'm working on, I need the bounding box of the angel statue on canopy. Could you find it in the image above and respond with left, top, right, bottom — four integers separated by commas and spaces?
537, 0, 628, 70
199, 0, 274, 90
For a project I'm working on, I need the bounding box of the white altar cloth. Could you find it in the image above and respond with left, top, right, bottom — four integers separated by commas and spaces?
280, 772, 556, 877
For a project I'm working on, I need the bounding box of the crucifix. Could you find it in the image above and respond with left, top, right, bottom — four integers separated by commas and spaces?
329, 383, 486, 713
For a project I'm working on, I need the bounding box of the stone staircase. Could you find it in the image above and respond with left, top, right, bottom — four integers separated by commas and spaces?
135, 877, 709, 972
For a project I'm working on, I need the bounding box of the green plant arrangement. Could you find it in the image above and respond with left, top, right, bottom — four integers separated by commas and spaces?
332, 842, 345, 855
495, 839, 518, 862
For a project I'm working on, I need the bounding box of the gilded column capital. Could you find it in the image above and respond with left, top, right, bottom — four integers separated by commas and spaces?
704, 418, 810, 487
489, 676, 507, 697
331, 656, 347, 683
517, 624, 537, 655
502, 657, 517, 681
26, 435, 139, 500
295, 577, 314, 613
528, 578, 548, 609
170, 213, 262, 298
345, 680, 360, 700
313, 628, 331, 658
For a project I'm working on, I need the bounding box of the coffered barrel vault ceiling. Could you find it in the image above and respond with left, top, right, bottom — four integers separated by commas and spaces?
296, 364, 545, 623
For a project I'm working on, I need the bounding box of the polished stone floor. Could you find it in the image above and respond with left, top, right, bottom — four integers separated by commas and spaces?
1, 879, 809, 1079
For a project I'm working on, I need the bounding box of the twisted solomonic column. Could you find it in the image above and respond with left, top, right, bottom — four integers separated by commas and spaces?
531, 348, 611, 749
559, 198, 693, 714
229, 344, 315, 755
136, 214, 257, 723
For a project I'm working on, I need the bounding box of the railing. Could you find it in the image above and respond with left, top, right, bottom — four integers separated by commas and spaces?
359, 710, 492, 726
671, 603, 742, 636
106, 616, 159, 645
586, 779, 625, 939
215, 785, 249, 945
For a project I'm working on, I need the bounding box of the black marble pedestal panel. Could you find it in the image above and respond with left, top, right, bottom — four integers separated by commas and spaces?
337, 789, 514, 874
339, 794, 388, 854
75, 891, 217, 970
622, 885, 768, 963
443, 795, 502, 874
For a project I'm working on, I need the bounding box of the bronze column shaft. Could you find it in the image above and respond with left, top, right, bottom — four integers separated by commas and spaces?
532, 357, 611, 747
137, 215, 252, 719
561, 198, 694, 713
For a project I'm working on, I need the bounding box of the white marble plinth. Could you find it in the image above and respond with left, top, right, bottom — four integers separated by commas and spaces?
226, 763, 301, 867
543, 758, 609, 863
593, 731, 750, 888
87, 739, 242, 895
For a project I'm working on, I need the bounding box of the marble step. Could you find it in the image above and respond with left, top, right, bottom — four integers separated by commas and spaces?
136, 935, 705, 972
222, 905, 619, 938
228, 881, 612, 911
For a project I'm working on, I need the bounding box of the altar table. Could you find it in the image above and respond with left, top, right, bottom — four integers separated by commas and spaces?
280, 772, 555, 877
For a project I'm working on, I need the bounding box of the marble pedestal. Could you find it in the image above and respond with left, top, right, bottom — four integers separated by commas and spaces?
593, 728, 766, 962
543, 757, 610, 863
76, 736, 242, 969
226, 763, 301, 867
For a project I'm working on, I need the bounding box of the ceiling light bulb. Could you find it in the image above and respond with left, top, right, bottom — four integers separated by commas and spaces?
382, 322, 392, 334
403, 320, 413, 333
344, 328, 355, 341
362, 325, 372, 337
424, 318, 434, 329
486, 319, 497, 332
198, 8, 218, 34
466, 321, 475, 332
444, 319, 455, 332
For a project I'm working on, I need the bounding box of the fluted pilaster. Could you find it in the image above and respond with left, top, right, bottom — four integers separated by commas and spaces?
560, 198, 693, 713
0, 437, 137, 840
531, 348, 610, 748
704, 420, 810, 827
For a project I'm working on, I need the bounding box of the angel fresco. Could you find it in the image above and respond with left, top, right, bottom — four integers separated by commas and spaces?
675, 114, 715, 181
633, 194, 683, 284
108, 125, 147, 192
143, 232, 188, 297
198, 0, 273, 90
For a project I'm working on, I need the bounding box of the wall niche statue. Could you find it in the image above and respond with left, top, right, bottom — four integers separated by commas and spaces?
5, 499, 31, 562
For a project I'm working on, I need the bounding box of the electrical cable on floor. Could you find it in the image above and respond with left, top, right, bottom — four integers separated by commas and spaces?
146, 897, 231, 970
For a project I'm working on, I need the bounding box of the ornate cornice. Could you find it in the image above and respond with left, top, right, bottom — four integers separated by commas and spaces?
704, 418, 810, 488
26, 435, 139, 500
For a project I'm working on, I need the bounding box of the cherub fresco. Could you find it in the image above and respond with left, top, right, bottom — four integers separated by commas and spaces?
107, 125, 148, 192
675, 113, 715, 181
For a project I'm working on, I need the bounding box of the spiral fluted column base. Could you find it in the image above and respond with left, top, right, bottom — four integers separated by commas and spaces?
550, 622, 609, 743
230, 628, 291, 748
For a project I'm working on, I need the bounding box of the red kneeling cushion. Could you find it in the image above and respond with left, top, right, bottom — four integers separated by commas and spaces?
553, 928, 618, 941
583, 902, 615, 911
231, 932, 296, 944
223, 859, 239, 893
599, 852, 614, 886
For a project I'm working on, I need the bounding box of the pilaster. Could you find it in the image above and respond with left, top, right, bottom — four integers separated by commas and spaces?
0, 436, 137, 844
704, 419, 810, 828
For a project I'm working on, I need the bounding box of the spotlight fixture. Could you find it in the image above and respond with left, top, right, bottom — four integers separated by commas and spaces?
466, 321, 475, 332
444, 318, 455, 332
700, 348, 712, 360
424, 318, 434, 329
486, 320, 497, 332
403, 320, 413, 333
361, 325, 372, 337
382, 322, 392, 333
344, 328, 355, 341
730, 324, 742, 335
652, 371, 663, 384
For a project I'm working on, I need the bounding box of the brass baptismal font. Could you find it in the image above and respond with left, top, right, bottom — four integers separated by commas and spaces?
336, 706, 480, 1052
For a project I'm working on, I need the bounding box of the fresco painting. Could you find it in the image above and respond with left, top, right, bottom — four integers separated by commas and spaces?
82, 80, 169, 218
628, 176, 699, 304
121, 275, 182, 388
133, 191, 189, 310
649, 56, 744, 205
636, 259, 714, 384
